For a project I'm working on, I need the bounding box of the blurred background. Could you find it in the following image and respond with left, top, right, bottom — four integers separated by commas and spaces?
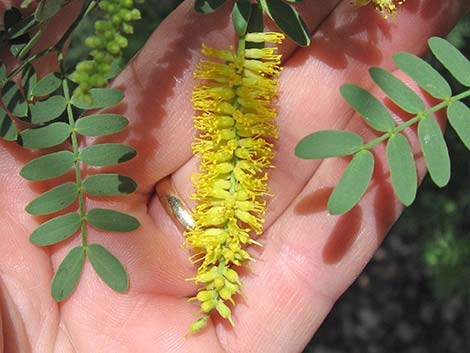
69, 1, 470, 352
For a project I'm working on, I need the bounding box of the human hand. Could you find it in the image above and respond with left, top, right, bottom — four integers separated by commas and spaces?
1, 1, 468, 352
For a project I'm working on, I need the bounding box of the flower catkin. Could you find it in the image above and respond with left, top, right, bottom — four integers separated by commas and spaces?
186, 32, 284, 333
356, 0, 405, 18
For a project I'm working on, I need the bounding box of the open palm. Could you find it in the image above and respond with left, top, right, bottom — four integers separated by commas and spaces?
1, 0, 468, 352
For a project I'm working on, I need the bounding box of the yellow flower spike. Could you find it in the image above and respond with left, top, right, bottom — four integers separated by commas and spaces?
186, 31, 284, 332
356, 0, 406, 18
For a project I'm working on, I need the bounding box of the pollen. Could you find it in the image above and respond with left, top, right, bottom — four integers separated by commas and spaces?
186, 32, 285, 333
356, 0, 406, 18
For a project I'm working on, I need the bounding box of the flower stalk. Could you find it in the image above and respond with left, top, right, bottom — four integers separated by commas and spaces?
186, 31, 284, 333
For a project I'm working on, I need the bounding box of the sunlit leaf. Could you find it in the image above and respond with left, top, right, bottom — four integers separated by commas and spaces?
80, 143, 136, 166
447, 101, 470, 149
20, 150, 74, 180
428, 37, 470, 87
259, 0, 310, 46
386, 133, 417, 206
31, 72, 62, 97
87, 243, 128, 292
87, 208, 139, 232
340, 84, 395, 132
30, 212, 81, 246
295, 130, 364, 159
418, 117, 450, 187
232, 0, 252, 37
1, 80, 28, 117
28, 95, 67, 124
328, 150, 375, 215
35, 0, 67, 21
194, 0, 228, 13
19, 122, 70, 149
75, 114, 128, 136
369, 67, 425, 114
26, 182, 77, 215
0, 106, 18, 141
83, 174, 137, 196
393, 52, 452, 99
71, 88, 124, 109
51, 246, 84, 302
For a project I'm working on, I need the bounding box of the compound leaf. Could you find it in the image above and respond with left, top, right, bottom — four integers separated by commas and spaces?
328, 150, 375, 215
28, 95, 67, 124
80, 143, 136, 167
340, 84, 395, 132
19, 122, 70, 149
418, 116, 450, 187
447, 101, 470, 150
71, 88, 124, 109
83, 174, 137, 196
386, 133, 417, 206
75, 114, 128, 136
20, 150, 74, 180
87, 243, 128, 292
260, 0, 310, 46
51, 246, 85, 302
428, 37, 470, 87
30, 212, 81, 246
370, 67, 425, 114
296, 130, 364, 159
26, 182, 77, 215
87, 208, 139, 232
393, 52, 452, 99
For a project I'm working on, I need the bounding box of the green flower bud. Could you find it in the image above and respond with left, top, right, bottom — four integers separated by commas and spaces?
213, 277, 225, 289
122, 23, 134, 34
196, 290, 216, 302
130, 8, 141, 20
76, 60, 95, 73
120, 0, 133, 8
106, 42, 121, 55
98, 0, 110, 11
215, 301, 231, 319
120, 9, 132, 22
189, 316, 209, 334
223, 268, 239, 283
115, 34, 128, 48
95, 20, 110, 32
111, 14, 122, 25
219, 286, 232, 301
104, 30, 115, 41
201, 299, 217, 313
85, 36, 103, 49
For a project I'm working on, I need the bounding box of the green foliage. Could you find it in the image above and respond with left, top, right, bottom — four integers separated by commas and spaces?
0, 2, 140, 302
195, 0, 228, 13
87, 244, 129, 292
232, 0, 252, 37
51, 246, 85, 302
296, 37, 470, 214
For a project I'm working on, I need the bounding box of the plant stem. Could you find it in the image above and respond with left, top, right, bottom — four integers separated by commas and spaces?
361, 89, 470, 151
59, 52, 88, 249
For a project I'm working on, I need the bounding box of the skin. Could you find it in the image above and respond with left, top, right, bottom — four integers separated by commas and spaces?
1, 0, 469, 352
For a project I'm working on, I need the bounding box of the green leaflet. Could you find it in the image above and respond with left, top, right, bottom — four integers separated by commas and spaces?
80, 143, 136, 166
30, 212, 81, 246
20, 150, 74, 180
259, 0, 310, 46
340, 84, 395, 132
428, 37, 470, 87
35, 0, 68, 21
1, 80, 28, 117
386, 134, 417, 206
26, 182, 77, 215
232, 0, 252, 37
75, 114, 129, 136
0, 64, 6, 81
194, 0, 228, 13
87, 244, 129, 292
418, 117, 450, 187
295, 130, 364, 159
19, 122, 70, 149
31, 72, 62, 97
83, 174, 137, 196
447, 101, 470, 149
71, 88, 124, 109
51, 246, 85, 302
22, 65, 36, 99
328, 150, 375, 215
369, 67, 425, 114
0, 106, 18, 141
28, 95, 67, 124
87, 208, 140, 232
393, 52, 452, 99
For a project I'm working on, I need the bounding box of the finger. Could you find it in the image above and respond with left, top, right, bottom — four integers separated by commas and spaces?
95, 0, 343, 194
215, 68, 445, 353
